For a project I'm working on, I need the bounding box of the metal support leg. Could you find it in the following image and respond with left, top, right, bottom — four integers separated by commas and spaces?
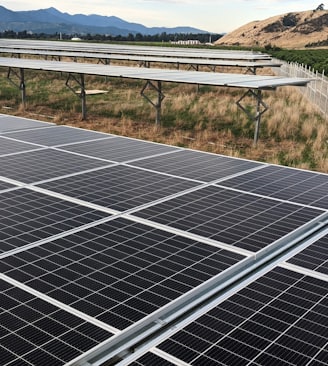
7, 67, 26, 108
245, 66, 256, 75
65, 73, 87, 120
141, 80, 165, 125
236, 89, 268, 146
19, 68, 26, 107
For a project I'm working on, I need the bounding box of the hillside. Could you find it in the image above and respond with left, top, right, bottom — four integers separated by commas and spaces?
0, 6, 206, 36
216, 10, 328, 48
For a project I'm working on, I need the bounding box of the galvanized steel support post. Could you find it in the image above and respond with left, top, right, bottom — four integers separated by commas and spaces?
236, 89, 268, 146
6, 67, 26, 108
19, 68, 26, 107
141, 80, 165, 125
65, 73, 87, 120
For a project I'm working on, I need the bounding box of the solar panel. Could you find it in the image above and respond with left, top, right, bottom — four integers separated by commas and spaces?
0, 180, 17, 192
0, 137, 43, 156
4, 125, 112, 147
0, 148, 112, 184
130, 352, 177, 366
1, 115, 328, 366
287, 233, 328, 275
218, 165, 328, 210
0, 217, 245, 331
152, 266, 328, 366
134, 185, 324, 252
130, 149, 264, 182
0, 188, 110, 255
0, 115, 54, 133
38, 165, 201, 211
0, 39, 272, 61
0, 47, 282, 71
0, 278, 113, 366
58, 136, 180, 162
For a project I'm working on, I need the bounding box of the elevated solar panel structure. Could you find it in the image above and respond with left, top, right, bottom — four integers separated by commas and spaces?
1, 115, 328, 366
0, 39, 272, 61
0, 55, 309, 142
0, 47, 282, 74
0, 57, 306, 89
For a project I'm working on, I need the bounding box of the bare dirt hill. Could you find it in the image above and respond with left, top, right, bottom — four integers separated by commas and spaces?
216, 10, 328, 48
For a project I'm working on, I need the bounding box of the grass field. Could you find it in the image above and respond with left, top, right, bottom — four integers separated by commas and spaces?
0, 65, 327, 173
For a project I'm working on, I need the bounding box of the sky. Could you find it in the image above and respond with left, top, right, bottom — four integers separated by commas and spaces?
0, 1, 318, 33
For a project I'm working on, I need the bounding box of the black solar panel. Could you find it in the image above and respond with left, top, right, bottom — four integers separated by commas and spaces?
130, 149, 263, 182
156, 266, 328, 366
1, 115, 328, 366
288, 233, 328, 275
0, 148, 111, 184
5, 125, 111, 146
38, 165, 201, 211
218, 165, 328, 210
134, 185, 324, 252
0, 217, 245, 330
59, 136, 180, 162
0, 188, 110, 254
0, 279, 113, 366
131, 352, 177, 366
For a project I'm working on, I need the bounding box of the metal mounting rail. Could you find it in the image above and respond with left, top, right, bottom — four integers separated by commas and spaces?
67, 211, 328, 366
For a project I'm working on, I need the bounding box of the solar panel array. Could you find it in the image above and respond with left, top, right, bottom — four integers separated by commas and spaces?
0, 39, 272, 61
1, 115, 328, 366
0, 47, 282, 72
0, 57, 309, 90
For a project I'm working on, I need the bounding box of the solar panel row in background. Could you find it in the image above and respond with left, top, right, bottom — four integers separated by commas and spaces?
1, 114, 328, 366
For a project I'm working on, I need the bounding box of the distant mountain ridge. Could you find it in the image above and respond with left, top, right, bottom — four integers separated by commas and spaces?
216, 9, 328, 48
0, 6, 207, 35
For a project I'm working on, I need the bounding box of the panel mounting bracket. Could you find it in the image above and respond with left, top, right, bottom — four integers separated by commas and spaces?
236, 88, 268, 146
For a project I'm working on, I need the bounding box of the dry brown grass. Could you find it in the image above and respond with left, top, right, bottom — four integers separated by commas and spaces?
0, 67, 327, 173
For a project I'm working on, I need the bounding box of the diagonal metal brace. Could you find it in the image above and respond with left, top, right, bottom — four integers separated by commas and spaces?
141, 80, 165, 125
65, 73, 87, 120
236, 89, 268, 146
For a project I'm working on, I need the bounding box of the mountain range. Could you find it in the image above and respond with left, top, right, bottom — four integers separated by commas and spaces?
0, 6, 207, 36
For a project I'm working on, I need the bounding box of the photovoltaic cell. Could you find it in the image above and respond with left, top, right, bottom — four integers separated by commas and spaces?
0, 115, 54, 133
157, 266, 328, 366
0, 217, 245, 330
0, 188, 110, 254
288, 233, 328, 275
218, 165, 328, 210
130, 150, 263, 182
134, 185, 324, 252
0, 148, 111, 184
5, 125, 111, 146
59, 136, 180, 162
38, 165, 201, 211
0, 279, 113, 366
